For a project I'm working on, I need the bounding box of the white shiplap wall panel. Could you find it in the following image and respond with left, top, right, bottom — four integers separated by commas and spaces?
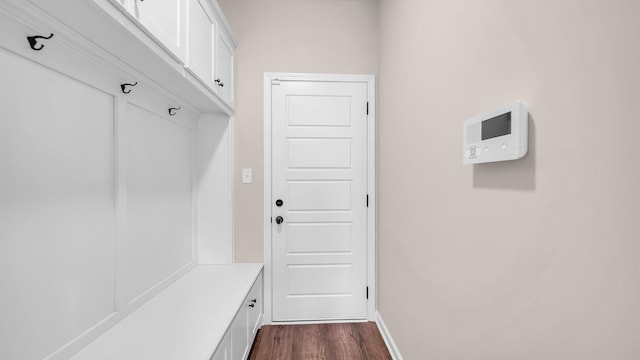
122, 103, 194, 305
0, 48, 116, 360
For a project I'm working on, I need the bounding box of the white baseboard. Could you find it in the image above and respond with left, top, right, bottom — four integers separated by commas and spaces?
265, 318, 368, 326
376, 311, 404, 360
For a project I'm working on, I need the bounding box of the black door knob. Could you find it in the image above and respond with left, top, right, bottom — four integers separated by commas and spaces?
276, 199, 283, 207
275, 216, 284, 224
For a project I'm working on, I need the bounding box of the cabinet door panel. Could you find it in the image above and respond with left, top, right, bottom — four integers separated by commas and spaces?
211, 331, 231, 360
231, 302, 248, 360
135, 0, 186, 61
0, 48, 115, 360
247, 273, 263, 342
215, 30, 234, 105
187, 0, 214, 90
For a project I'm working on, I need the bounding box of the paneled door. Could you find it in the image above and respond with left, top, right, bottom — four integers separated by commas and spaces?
271, 79, 369, 321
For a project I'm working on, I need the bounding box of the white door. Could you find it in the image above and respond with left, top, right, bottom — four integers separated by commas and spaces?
271, 79, 369, 321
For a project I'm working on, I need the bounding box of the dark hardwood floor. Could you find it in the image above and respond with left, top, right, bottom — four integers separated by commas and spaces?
247, 322, 392, 360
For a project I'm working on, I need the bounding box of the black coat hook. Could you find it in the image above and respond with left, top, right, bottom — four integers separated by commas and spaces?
168, 107, 181, 116
120, 82, 138, 94
27, 33, 54, 51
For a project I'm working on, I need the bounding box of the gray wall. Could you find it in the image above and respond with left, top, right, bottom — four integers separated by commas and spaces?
378, 0, 640, 358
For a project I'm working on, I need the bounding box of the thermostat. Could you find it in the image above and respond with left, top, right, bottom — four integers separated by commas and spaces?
463, 101, 528, 164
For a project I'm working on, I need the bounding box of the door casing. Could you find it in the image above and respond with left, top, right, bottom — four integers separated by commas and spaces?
262, 73, 376, 324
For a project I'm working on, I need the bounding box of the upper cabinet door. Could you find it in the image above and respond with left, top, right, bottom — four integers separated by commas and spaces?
186, 0, 215, 90
215, 29, 234, 106
134, 0, 187, 62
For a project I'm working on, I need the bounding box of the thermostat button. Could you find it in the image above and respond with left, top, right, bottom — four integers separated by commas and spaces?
466, 146, 480, 160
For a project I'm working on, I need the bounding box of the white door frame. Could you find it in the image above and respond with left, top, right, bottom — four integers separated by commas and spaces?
263, 73, 376, 324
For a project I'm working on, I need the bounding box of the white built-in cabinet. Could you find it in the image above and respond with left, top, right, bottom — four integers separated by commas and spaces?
231, 273, 263, 360
120, 0, 236, 108
129, 0, 236, 108
0, 0, 254, 359
213, 273, 263, 360
21, 0, 237, 112
186, 0, 235, 106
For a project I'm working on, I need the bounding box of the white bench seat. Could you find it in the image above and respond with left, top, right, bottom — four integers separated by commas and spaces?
70, 264, 263, 360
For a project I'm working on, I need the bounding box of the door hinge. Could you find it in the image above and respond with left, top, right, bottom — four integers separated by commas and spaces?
366, 194, 369, 207
366, 286, 369, 299
270, 217, 273, 223
366, 102, 369, 115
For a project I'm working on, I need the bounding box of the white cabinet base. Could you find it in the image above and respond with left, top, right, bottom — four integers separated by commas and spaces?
225, 273, 262, 360
70, 265, 263, 360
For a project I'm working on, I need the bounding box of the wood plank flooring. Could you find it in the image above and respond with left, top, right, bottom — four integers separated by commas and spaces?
247, 322, 392, 360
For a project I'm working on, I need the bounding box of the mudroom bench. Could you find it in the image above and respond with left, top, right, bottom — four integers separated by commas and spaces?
70, 264, 263, 360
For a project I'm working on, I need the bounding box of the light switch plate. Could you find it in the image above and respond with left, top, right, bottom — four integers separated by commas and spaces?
242, 168, 252, 184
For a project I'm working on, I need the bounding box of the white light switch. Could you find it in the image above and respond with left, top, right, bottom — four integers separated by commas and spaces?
242, 168, 252, 184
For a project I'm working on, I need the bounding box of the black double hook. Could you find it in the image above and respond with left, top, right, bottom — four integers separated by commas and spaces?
27, 33, 54, 51
168, 107, 181, 116
120, 82, 138, 94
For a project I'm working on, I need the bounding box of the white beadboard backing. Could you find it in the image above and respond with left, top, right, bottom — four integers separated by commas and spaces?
0, 46, 116, 360
121, 102, 195, 305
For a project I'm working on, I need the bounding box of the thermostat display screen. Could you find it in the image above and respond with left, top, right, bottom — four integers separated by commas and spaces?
481, 113, 511, 140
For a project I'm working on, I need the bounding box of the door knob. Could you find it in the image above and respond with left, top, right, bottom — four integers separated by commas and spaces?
275, 199, 283, 207
275, 216, 284, 224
